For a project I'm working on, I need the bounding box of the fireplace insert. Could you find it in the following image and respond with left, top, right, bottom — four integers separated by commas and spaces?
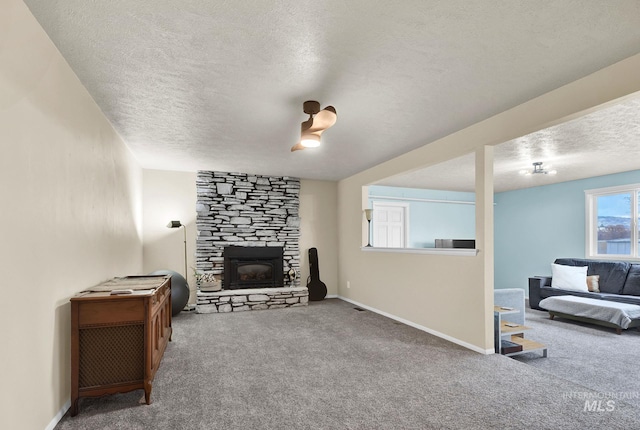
223, 246, 284, 289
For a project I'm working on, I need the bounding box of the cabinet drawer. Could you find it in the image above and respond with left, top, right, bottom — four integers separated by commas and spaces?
78, 299, 144, 326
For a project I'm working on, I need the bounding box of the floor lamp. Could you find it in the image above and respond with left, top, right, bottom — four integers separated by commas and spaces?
167, 220, 188, 280
364, 209, 373, 247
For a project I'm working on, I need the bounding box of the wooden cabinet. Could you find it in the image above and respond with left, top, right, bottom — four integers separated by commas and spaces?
70, 275, 172, 416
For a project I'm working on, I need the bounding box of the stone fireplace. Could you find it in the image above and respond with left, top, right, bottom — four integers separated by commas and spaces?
195, 171, 300, 285
195, 171, 307, 313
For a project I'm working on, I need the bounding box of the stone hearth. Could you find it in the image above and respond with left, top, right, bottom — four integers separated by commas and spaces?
196, 286, 309, 313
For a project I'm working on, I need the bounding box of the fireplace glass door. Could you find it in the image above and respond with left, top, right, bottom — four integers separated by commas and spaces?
223, 246, 284, 289
237, 262, 273, 282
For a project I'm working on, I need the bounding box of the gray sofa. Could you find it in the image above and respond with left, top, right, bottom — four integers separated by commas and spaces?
529, 258, 640, 310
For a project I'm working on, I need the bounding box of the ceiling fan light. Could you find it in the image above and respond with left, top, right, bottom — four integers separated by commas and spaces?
300, 135, 321, 148
521, 161, 557, 176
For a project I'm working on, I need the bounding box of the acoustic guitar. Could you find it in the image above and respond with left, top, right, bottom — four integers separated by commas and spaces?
307, 247, 327, 301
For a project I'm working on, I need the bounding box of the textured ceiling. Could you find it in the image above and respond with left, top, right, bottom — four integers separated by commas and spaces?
379, 96, 640, 192
23, 0, 640, 182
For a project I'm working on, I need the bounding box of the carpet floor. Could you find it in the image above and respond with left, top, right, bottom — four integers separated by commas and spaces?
513, 305, 640, 408
56, 299, 640, 429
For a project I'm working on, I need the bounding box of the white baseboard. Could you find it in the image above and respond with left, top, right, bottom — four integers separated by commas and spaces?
337, 296, 494, 355
325, 294, 338, 299
46, 399, 70, 430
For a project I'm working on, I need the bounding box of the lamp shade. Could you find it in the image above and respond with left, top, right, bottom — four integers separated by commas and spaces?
364, 209, 373, 221
167, 220, 183, 228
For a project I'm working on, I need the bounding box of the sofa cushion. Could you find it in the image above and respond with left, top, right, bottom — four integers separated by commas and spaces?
540, 286, 604, 301
554, 258, 630, 294
586, 275, 600, 292
621, 265, 640, 296
602, 295, 640, 306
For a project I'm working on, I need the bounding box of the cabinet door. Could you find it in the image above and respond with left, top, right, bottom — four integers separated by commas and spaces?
79, 323, 145, 387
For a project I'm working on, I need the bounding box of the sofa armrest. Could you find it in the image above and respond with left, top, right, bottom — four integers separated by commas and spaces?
529, 276, 551, 310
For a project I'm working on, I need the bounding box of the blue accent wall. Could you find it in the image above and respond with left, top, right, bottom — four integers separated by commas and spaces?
368, 185, 475, 248
494, 170, 640, 294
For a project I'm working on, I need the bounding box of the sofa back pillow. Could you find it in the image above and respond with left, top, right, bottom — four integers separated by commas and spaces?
554, 258, 630, 294
622, 265, 640, 296
551, 264, 589, 291
586, 275, 600, 292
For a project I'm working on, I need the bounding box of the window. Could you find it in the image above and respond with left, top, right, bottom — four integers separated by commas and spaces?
585, 184, 640, 260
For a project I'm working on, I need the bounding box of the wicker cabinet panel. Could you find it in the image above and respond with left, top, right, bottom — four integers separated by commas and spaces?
78, 324, 145, 387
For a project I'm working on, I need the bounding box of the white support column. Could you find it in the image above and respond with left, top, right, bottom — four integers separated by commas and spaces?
475, 145, 495, 351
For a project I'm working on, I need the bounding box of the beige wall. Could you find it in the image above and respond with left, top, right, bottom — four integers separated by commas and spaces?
142, 169, 198, 301
0, 1, 144, 429
337, 53, 640, 353
299, 180, 339, 295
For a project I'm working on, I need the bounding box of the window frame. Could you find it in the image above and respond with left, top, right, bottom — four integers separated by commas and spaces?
585, 183, 640, 261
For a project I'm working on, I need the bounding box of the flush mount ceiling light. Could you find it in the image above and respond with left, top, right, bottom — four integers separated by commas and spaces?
519, 161, 557, 176
291, 100, 337, 152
